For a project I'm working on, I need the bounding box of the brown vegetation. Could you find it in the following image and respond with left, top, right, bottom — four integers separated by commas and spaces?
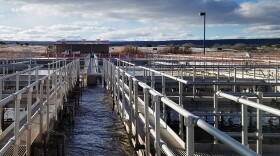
158, 44, 192, 54
119, 45, 139, 55
0, 45, 47, 58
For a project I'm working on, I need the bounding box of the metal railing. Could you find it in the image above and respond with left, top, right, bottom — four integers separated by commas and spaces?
103, 59, 259, 156
0, 59, 79, 156
216, 91, 280, 155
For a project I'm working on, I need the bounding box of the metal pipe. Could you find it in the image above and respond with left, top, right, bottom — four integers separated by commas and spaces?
162, 75, 166, 122
128, 76, 133, 139
213, 84, 218, 144
196, 119, 257, 156
256, 92, 263, 155
133, 79, 139, 146
241, 96, 248, 146
216, 91, 280, 116
144, 87, 150, 156
179, 81, 184, 139
185, 116, 195, 156
0, 79, 2, 135
154, 95, 161, 156
121, 71, 125, 118
14, 94, 21, 156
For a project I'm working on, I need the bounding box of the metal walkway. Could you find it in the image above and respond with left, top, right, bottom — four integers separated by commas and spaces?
103, 56, 280, 156
0, 58, 80, 156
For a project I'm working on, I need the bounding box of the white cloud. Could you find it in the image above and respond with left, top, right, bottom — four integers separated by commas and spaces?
243, 25, 280, 39
236, 0, 280, 24
0, 26, 22, 33
1, 0, 280, 40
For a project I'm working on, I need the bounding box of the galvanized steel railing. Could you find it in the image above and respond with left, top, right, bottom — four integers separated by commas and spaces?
103, 59, 259, 156
0, 59, 79, 156
216, 91, 280, 155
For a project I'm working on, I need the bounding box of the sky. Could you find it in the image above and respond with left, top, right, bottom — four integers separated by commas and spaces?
0, 0, 280, 41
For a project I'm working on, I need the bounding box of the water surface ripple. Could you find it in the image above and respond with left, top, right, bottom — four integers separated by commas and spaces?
63, 86, 136, 156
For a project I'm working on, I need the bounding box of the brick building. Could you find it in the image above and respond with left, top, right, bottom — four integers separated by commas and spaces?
54, 40, 110, 54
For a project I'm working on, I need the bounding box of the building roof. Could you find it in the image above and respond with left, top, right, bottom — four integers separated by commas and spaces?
55, 40, 110, 45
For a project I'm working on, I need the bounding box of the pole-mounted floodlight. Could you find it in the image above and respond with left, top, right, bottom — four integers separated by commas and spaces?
199, 12, 206, 55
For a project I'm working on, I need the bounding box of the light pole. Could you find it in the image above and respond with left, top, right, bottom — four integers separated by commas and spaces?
199, 12, 206, 55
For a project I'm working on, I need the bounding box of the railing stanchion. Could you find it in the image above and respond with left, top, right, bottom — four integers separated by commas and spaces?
39, 80, 44, 135
121, 71, 125, 118
117, 68, 120, 113
26, 67, 32, 156
151, 71, 155, 89
133, 79, 139, 146
144, 88, 150, 156
46, 64, 50, 132
128, 76, 133, 139
234, 67, 236, 92
153, 95, 161, 156
0, 79, 2, 135
162, 75, 166, 122
256, 92, 263, 155
213, 83, 218, 144
241, 95, 248, 146
185, 116, 195, 156
179, 81, 184, 139
193, 66, 196, 99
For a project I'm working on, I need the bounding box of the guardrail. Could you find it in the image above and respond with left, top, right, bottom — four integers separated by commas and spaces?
216, 91, 280, 155
0, 59, 79, 156
103, 59, 259, 156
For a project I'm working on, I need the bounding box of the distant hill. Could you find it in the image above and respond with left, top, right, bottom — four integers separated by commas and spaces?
110, 38, 280, 47
3, 38, 280, 47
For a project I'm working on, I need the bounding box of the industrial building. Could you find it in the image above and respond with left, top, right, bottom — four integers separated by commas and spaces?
54, 39, 110, 54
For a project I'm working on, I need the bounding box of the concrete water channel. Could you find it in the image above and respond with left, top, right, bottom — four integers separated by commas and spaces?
1, 54, 280, 156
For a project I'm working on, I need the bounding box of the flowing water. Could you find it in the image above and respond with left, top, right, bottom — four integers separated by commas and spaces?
61, 86, 136, 156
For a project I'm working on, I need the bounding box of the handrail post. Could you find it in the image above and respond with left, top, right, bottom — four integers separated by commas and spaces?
14, 94, 21, 156
26, 86, 33, 156
256, 92, 263, 155
185, 116, 195, 156
117, 68, 120, 113
133, 79, 139, 146
107, 60, 110, 89
14, 72, 20, 156
26, 66, 32, 156
234, 67, 236, 92
144, 68, 146, 83
47, 63, 50, 132
151, 71, 155, 89
241, 95, 248, 146
103, 59, 106, 86
128, 76, 133, 139
35, 66, 39, 100
110, 62, 114, 92
39, 80, 44, 135
275, 68, 278, 99
121, 70, 125, 118
54, 70, 58, 121
217, 65, 220, 81
133, 64, 135, 77
112, 65, 116, 108
0, 79, 2, 135
162, 75, 166, 121
179, 81, 184, 139
153, 95, 161, 156
213, 83, 218, 144
144, 88, 150, 156
193, 66, 196, 99
253, 65, 256, 92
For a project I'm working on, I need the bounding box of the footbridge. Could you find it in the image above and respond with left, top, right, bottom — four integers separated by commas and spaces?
1, 54, 280, 156
103, 55, 280, 156
0, 58, 80, 156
